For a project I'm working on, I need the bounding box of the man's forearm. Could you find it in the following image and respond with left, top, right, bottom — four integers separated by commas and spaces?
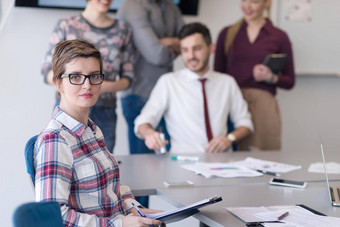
138, 123, 156, 140
228, 126, 251, 142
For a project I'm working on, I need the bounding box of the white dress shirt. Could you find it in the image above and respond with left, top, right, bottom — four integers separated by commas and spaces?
134, 68, 253, 153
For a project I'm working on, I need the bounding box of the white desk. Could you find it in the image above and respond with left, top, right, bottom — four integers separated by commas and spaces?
157, 182, 340, 226
117, 151, 340, 226
118, 150, 340, 194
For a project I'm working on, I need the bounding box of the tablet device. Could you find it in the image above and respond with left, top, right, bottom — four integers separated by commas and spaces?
263, 54, 288, 74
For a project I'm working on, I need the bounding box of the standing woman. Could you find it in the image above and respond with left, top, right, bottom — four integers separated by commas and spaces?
35, 39, 162, 227
41, 0, 134, 153
214, 0, 295, 150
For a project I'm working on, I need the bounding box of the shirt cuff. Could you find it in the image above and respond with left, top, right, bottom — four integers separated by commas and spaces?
124, 198, 141, 212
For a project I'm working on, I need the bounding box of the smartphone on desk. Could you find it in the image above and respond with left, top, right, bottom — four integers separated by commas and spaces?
269, 178, 307, 189
163, 180, 194, 188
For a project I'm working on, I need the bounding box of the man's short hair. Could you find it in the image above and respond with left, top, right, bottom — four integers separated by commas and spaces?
178, 22, 212, 45
52, 39, 103, 82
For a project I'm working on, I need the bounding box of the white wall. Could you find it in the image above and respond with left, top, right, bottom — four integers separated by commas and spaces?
1, 0, 340, 226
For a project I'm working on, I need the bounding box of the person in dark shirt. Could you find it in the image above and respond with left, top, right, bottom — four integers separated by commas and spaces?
214, 0, 295, 150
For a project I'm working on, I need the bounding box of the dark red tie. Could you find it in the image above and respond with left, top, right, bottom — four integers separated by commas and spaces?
199, 79, 213, 142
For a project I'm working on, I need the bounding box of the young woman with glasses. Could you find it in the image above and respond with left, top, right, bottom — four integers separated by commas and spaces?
35, 39, 163, 227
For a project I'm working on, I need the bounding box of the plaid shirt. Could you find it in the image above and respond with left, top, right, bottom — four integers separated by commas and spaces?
34, 107, 139, 227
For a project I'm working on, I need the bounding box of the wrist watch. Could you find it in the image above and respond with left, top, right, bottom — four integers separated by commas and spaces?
265, 73, 275, 84
227, 133, 236, 143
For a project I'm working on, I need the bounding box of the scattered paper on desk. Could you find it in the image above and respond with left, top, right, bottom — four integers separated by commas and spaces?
233, 157, 301, 173
225, 205, 296, 223
255, 206, 340, 227
181, 162, 262, 178
308, 162, 340, 174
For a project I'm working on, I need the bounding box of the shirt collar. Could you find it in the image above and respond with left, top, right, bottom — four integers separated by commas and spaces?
262, 18, 275, 33
52, 107, 97, 137
241, 18, 274, 34
184, 68, 214, 82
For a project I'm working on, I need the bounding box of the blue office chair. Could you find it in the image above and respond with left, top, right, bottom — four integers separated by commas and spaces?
24, 135, 38, 186
13, 201, 63, 227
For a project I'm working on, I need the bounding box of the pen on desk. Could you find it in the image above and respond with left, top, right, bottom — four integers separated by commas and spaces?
255, 169, 280, 177
171, 155, 199, 162
277, 211, 289, 220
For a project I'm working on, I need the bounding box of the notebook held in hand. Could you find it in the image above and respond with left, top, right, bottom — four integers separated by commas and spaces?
263, 54, 288, 74
145, 195, 222, 224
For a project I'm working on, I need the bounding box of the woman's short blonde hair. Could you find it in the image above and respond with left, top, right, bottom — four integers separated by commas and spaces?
52, 39, 103, 81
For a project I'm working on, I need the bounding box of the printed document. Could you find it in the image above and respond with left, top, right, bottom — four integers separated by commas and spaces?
181, 162, 262, 178
255, 206, 340, 227
308, 162, 340, 174
233, 157, 301, 173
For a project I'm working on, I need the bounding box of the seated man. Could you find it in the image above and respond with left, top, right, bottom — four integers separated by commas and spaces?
134, 22, 253, 153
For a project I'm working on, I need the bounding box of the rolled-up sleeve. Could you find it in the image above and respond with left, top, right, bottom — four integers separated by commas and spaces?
228, 78, 254, 132
134, 76, 169, 138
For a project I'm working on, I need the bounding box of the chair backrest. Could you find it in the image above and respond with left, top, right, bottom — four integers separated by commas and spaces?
13, 201, 63, 227
24, 135, 38, 186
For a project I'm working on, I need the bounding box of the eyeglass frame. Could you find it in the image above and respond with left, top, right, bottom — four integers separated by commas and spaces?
60, 73, 105, 85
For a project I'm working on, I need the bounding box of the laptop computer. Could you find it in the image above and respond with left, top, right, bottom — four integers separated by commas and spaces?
320, 144, 340, 206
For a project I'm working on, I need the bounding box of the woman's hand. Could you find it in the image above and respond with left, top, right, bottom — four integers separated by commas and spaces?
130, 207, 164, 215
253, 64, 276, 83
122, 213, 163, 227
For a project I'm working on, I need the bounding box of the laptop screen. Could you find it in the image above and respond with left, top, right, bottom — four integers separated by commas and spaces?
320, 144, 333, 204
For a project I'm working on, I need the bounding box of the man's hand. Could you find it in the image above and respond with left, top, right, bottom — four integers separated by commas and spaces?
139, 124, 167, 151
159, 37, 180, 48
144, 131, 168, 151
159, 37, 180, 58
205, 136, 232, 153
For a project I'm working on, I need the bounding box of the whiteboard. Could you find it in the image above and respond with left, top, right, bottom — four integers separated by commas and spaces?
275, 0, 340, 75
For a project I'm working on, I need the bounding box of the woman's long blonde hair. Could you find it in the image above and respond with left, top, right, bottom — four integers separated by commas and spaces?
224, 0, 272, 54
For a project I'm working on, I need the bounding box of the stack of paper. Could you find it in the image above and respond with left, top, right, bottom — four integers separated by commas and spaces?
226, 205, 340, 226
226, 205, 296, 223
181, 157, 301, 178
255, 206, 340, 226
308, 162, 340, 174
233, 157, 301, 173
181, 162, 262, 178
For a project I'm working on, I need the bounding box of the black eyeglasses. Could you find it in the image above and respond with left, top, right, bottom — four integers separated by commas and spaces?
60, 73, 105, 85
